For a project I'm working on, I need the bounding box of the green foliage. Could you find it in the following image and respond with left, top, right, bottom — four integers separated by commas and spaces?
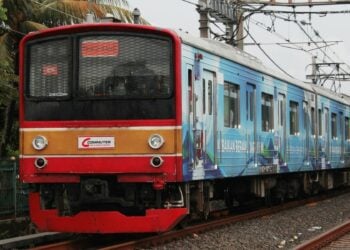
0, 60, 17, 107
0, 5, 7, 21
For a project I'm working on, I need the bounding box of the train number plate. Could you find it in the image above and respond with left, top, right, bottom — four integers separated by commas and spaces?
259, 164, 277, 174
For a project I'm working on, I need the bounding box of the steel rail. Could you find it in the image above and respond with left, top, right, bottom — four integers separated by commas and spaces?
99, 193, 344, 250
295, 220, 350, 250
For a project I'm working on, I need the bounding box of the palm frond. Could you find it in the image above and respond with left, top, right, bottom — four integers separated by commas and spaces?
34, 0, 148, 27
94, 0, 129, 8
19, 20, 47, 33
0, 33, 13, 67
0, 33, 16, 106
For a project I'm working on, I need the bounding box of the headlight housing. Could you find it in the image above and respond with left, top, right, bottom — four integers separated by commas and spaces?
32, 136, 48, 150
148, 134, 164, 149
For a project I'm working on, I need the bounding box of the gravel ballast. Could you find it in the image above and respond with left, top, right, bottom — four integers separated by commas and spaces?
155, 192, 350, 249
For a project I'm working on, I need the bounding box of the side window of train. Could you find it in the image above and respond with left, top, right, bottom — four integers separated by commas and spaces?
345, 117, 350, 140
303, 101, 308, 130
261, 93, 274, 132
324, 107, 329, 136
202, 79, 206, 114
331, 113, 337, 139
208, 80, 213, 115
318, 109, 322, 136
290, 101, 299, 135
224, 82, 240, 128
188, 68, 193, 113
311, 107, 316, 135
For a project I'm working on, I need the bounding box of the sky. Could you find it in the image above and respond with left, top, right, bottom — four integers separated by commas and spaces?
127, 0, 350, 95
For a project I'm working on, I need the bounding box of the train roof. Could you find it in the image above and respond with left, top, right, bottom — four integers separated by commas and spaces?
176, 30, 349, 106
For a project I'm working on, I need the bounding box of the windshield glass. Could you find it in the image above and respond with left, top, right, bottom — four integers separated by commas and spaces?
78, 35, 172, 99
24, 32, 175, 121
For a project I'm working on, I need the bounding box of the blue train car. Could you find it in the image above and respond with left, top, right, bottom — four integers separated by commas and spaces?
180, 31, 350, 208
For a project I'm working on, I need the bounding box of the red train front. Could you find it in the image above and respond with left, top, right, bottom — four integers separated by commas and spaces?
19, 23, 187, 233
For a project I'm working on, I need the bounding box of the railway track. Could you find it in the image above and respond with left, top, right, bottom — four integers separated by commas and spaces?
25, 189, 349, 250
295, 220, 350, 250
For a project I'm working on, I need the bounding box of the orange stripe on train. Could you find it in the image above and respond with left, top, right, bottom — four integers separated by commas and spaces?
21, 128, 182, 155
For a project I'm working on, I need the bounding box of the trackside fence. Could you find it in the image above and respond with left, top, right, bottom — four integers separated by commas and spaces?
0, 159, 29, 218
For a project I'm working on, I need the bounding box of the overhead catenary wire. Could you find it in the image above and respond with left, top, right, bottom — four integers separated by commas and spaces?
266, 12, 350, 75
253, 12, 350, 81
245, 27, 296, 79
180, 0, 198, 6
242, 8, 350, 15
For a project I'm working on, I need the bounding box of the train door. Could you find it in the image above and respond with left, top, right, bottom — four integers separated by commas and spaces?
192, 69, 217, 177
303, 101, 310, 166
324, 107, 330, 164
340, 112, 345, 164
277, 93, 286, 164
246, 83, 256, 166
202, 70, 217, 170
187, 65, 195, 169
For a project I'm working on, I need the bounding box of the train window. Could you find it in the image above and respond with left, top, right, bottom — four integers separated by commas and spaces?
303, 101, 308, 130
78, 35, 172, 99
325, 108, 329, 136
249, 91, 254, 121
311, 107, 316, 135
188, 69, 193, 113
331, 113, 337, 139
27, 38, 70, 98
290, 101, 299, 135
202, 79, 206, 114
224, 82, 240, 128
208, 80, 213, 115
345, 117, 350, 140
262, 93, 273, 132
318, 109, 322, 136
279, 96, 285, 127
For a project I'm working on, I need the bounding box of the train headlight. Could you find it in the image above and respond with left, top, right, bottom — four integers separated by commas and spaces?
32, 136, 48, 150
148, 134, 164, 149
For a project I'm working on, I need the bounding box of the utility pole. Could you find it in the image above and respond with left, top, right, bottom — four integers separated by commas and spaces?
198, 4, 210, 38
311, 56, 318, 85
197, 0, 243, 49
306, 57, 350, 92
235, 9, 244, 50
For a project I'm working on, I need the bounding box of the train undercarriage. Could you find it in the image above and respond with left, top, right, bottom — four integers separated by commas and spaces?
30, 169, 350, 233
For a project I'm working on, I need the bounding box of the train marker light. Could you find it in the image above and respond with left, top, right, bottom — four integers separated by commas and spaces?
35, 157, 47, 169
148, 134, 164, 149
150, 156, 164, 168
32, 136, 48, 151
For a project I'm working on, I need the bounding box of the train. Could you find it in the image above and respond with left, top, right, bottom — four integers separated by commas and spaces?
19, 23, 350, 233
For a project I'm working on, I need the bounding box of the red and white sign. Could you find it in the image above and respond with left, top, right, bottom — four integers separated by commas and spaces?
42, 64, 59, 76
81, 40, 119, 57
78, 136, 115, 149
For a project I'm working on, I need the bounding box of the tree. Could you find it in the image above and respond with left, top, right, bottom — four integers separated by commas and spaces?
0, 0, 146, 157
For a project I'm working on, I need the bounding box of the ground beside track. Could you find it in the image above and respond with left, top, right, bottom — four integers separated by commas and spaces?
148, 192, 350, 249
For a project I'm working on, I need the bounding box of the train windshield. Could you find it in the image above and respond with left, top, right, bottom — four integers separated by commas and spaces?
78, 35, 171, 99
24, 32, 175, 121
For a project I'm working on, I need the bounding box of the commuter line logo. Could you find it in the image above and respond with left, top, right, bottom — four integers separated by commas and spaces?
78, 136, 115, 149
